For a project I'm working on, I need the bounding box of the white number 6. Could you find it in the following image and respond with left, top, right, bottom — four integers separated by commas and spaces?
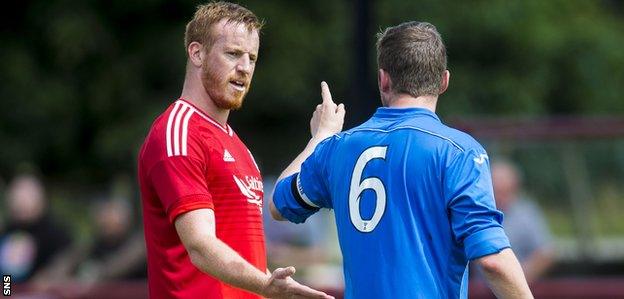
349, 146, 387, 232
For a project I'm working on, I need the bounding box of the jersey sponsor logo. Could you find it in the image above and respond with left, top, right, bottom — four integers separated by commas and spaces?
473, 153, 489, 165
166, 101, 194, 157
223, 150, 235, 162
233, 175, 264, 211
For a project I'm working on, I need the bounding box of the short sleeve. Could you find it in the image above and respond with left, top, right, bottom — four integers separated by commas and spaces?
444, 148, 510, 260
272, 138, 333, 223
148, 131, 214, 223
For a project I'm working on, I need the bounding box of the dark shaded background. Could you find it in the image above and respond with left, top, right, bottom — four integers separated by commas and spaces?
1, 0, 623, 183
1, 0, 624, 288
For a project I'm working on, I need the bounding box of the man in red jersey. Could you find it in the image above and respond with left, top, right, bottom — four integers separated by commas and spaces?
138, 2, 333, 299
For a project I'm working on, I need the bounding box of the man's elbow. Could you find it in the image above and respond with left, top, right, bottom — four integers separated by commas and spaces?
176, 237, 207, 274
477, 254, 505, 277
475, 248, 515, 278
187, 246, 204, 269
185, 235, 220, 273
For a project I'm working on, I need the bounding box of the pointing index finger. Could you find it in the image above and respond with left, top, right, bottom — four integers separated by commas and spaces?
321, 81, 334, 105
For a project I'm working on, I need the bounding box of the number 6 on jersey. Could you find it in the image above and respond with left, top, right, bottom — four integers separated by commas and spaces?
349, 146, 388, 232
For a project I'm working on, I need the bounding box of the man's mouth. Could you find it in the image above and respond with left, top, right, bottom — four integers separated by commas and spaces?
229, 80, 246, 91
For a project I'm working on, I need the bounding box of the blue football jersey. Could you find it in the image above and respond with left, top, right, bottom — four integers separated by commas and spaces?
273, 107, 510, 298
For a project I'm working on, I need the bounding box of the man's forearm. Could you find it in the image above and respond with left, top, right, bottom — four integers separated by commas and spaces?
176, 209, 333, 299
271, 136, 326, 220
272, 82, 345, 221
277, 136, 327, 181
176, 210, 269, 296
187, 234, 269, 295
477, 248, 533, 298
278, 82, 344, 181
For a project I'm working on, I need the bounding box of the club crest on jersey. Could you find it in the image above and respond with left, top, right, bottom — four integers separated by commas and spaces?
473, 153, 489, 165
223, 149, 235, 162
233, 175, 263, 211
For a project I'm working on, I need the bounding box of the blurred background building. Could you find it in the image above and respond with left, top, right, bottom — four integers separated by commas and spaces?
1, 0, 623, 298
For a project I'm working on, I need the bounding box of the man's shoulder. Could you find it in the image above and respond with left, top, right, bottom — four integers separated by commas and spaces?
345, 116, 486, 152
140, 101, 215, 161
429, 122, 485, 152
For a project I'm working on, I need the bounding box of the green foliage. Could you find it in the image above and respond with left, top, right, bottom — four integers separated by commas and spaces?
379, 0, 624, 116
0, 0, 623, 184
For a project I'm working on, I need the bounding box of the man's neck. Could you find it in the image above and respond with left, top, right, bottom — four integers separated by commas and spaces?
180, 76, 230, 126
386, 93, 438, 112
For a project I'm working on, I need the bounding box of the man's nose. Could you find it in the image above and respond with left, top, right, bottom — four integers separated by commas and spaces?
236, 55, 251, 73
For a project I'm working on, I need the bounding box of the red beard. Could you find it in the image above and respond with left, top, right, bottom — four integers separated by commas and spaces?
201, 63, 248, 110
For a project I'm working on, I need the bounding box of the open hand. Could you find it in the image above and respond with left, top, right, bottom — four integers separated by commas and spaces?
262, 266, 334, 299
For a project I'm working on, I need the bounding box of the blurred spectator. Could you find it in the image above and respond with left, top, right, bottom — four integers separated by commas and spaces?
74, 198, 146, 281
491, 159, 555, 283
0, 173, 72, 283
47, 196, 147, 284
0, 176, 5, 232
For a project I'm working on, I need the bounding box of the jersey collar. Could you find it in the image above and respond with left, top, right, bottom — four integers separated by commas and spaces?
373, 107, 441, 122
177, 98, 233, 136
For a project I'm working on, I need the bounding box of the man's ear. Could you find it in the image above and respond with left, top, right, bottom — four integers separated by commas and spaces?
439, 70, 450, 95
187, 41, 204, 68
378, 69, 391, 94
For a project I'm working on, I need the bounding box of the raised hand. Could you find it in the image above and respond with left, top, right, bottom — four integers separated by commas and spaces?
310, 81, 345, 139
261, 266, 334, 299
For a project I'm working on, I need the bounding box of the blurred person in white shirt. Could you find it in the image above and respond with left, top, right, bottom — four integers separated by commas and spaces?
492, 159, 555, 283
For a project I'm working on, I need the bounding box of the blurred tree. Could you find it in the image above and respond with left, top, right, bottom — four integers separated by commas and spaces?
377, 0, 624, 117
0, 0, 623, 186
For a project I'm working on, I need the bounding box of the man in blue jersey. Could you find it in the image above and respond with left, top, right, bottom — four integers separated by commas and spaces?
270, 21, 533, 298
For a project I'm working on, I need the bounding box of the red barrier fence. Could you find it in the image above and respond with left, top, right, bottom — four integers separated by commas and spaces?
12, 278, 624, 299
471, 278, 624, 299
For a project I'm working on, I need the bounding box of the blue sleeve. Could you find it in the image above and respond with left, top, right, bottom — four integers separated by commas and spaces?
272, 139, 333, 223
444, 148, 510, 260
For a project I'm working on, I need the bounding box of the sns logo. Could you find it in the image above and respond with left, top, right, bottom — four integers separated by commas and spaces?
473, 154, 489, 165
3, 275, 10, 296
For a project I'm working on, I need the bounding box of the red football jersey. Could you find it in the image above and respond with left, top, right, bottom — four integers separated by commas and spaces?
138, 99, 266, 299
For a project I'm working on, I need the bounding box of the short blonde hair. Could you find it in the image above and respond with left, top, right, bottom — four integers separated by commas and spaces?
184, 1, 264, 50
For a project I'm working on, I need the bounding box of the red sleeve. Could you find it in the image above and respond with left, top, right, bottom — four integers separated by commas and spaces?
148, 133, 214, 223
149, 156, 214, 223
142, 109, 216, 223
